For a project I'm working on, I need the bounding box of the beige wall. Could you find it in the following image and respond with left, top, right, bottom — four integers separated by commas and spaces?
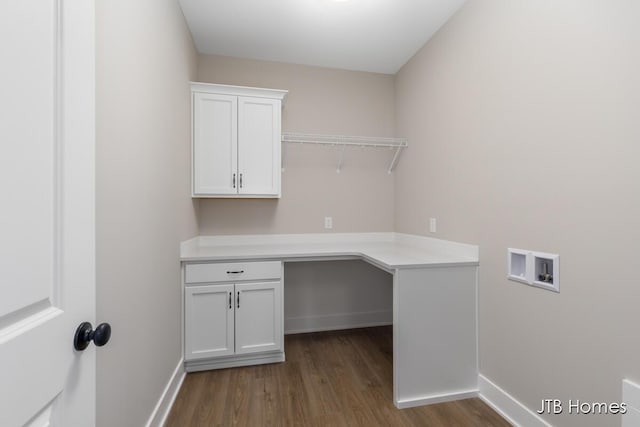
284, 260, 392, 333
395, 1, 640, 426
94, 1, 640, 424
95, 0, 198, 426
196, 55, 396, 234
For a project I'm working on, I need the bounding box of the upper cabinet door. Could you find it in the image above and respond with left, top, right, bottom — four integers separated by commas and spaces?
192, 93, 238, 196
237, 96, 281, 197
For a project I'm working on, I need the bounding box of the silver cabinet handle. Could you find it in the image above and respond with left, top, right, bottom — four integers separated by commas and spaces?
232, 173, 236, 188
226, 270, 244, 274
239, 173, 243, 188
228, 292, 232, 309
237, 291, 240, 309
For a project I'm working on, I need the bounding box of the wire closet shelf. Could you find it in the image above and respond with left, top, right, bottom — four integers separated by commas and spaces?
281, 132, 408, 174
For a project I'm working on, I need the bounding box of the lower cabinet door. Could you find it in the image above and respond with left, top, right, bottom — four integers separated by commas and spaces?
235, 281, 282, 355
185, 284, 235, 360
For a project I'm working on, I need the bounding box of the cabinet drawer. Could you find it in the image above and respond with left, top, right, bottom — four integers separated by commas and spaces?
185, 261, 281, 284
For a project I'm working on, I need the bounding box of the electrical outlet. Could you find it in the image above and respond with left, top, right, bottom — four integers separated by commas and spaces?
429, 218, 437, 233
324, 216, 333, 229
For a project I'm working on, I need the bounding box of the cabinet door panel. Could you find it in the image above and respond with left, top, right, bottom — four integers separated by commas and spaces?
193, 93, 237, 195
237, 97, 280, 196
185, 284, 235, 360
235, 281, 282, 354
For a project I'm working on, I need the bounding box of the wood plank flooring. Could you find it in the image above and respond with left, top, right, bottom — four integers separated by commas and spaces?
166, 327, 510, 426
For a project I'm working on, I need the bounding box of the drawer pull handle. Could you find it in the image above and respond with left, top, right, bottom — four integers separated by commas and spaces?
226, 270, 244, 274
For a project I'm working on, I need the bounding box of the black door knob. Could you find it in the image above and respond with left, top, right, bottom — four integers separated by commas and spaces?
74, 322, 111, 351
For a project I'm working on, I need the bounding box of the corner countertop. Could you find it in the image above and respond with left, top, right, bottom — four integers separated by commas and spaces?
180, 232, 478, 271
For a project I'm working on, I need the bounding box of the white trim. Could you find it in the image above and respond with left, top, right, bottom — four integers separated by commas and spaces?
474, 269, 480, 381
185, 351, 285, 372
623, 407, 640, 427
478, 374, 551, 427
284, 310, 392, 335
145, 359, 185, 427
190, 82, 288, 103
623, 378, 640, 410
623, 378, 640, 427
396, 389, 478, 409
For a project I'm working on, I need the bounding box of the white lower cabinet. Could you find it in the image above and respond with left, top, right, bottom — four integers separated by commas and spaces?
234, 282, 282, 355
185, 284, 235, 360
184, 261, 284, 371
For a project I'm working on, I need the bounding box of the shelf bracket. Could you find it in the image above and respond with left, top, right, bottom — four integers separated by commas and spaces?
281, 141, 286, 172
387, 145, 403, 174
336, 145, 346, 174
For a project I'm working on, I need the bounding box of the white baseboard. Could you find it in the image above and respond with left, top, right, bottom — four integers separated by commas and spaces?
284, 310, 392, 334
396, 389, 478, 409
623, 379, 640, 427
185, 351, 285, 372
478, 374, 551, 427
623, 408, 640, 427
145, 359, 186, 427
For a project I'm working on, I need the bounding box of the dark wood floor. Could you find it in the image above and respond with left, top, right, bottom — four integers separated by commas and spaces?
166, 327, 510, 426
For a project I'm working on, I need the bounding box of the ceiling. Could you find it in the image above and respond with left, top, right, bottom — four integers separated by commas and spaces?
178, 0, 467, 74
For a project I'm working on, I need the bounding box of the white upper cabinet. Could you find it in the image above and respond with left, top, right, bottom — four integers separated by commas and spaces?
191, 83, 287, 198
193, 93, 237, 195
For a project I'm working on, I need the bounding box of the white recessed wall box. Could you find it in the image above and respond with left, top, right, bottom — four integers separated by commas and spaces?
507, 248, 559, 293
507, 248, 529, 284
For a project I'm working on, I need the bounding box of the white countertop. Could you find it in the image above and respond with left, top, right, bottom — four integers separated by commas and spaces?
180, 233, 478, 270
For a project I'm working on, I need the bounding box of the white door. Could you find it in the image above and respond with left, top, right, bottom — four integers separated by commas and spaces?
0, 0, 96, 426
184, 284, 235, 360
192, 93, 238, 196
237, 97, 281, 196
235, 281, 282, 355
